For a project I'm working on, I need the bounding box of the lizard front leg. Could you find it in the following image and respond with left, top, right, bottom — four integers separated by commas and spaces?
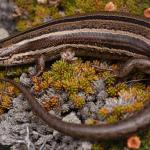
117, 59, 150, 78
36, 54, 45, 76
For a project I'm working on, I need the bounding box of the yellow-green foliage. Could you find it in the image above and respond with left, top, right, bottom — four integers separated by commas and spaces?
70, 94, 85, 108
42, 96, 59, 111
0, 67, 28, 78
42, 59, 98, 94
106, 86, 118, 97
15, 0, 149, 31
15, 0, 61, 31
92, 143, 104, 150
99, 84, 150, 124
106, 83, 127, 97
102, 71, 116, 86
32, 59, 98, 108
0, 82, 20, 114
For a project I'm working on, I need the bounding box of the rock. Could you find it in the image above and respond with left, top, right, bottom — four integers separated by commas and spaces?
0, 0, 17, 32
20, 73, 31, 86
37, 0, 48, 4
93, 80, 105, 92
86, 94, 96, 102
61, 104, 70, 113
87, 102, 98, 113
62, 112, 81, 124
79, 106, 90, 120
77, 141, 92, 150
48, 0, 62, 6
0, 28, 9, 40
97, 90, 108, 101
28, 67, 36, 76
77, 92, 86, 100
46, 88, 56, 96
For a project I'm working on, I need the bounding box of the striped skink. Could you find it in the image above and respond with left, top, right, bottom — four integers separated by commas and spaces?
0, 12, 150, 141
0, 12, 150, 76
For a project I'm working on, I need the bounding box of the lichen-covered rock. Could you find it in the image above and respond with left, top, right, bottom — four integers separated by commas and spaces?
20, 73, 31, 86
0, 28, 9, 40
97, 90, 108, 102
62, 112, 81, 124
93, 80, 105, 92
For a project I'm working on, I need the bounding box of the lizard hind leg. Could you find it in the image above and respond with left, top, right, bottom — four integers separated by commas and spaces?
35, 54, 45, 76
117, 59, 150, 78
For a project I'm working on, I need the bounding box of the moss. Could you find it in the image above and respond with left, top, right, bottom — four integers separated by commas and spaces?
141, 130, 150, 150
102, 71, 116, 86
32, 59, 98, 108
106, 86, 118, 97
16, 20, 31, 31
42, 96, 59, 111
92, 143, 104, 150
70, 94, 85, 108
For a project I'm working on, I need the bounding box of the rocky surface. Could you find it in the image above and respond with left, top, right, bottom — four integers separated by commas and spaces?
0, 0, 17, 33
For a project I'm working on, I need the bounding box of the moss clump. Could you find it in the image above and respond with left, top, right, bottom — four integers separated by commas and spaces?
42, 96, 59, 111
0, 82, 20, 115
15, 0, 149, 31
33, 59, 98, 108
70, 94, 85, 108
92, 143, 104, 150
15, 0, 61, 31
99, 84, 150, 124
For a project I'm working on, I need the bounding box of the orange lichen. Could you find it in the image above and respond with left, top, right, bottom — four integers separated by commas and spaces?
42, 96, 59, 111
144, 8, 150, 18
98, 107, 110, 117
104, 2, 117, 12
127, 136, 141, 149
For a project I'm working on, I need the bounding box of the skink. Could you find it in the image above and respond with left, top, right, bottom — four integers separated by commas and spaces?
0, 12, 150, 141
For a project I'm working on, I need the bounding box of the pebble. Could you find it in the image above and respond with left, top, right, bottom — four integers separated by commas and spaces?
97, 90, 108, 101
37, 0, 48, 4
62, 112, 81, 124
87, 102, 98, 113
0, 28, 9, 40
77, 92, 86, 100
28, 67, 36, 76
93, 80, 105, 92
61, 103, 70, 113
20, 73, 31, 86
78, 141, 92, 150
79, 106, 90, 120
86, 94, 96, 102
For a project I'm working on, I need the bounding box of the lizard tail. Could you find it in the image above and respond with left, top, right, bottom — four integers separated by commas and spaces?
1, 78, 150, 141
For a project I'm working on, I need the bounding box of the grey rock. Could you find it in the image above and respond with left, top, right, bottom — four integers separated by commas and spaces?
0, 0, 16, 32
62, 112, 81, 124
46, 88, 56, 96
60, 92, 68, 102
93, 80, 105, 92
86, 94, 96, 102
61, 104, 70, 113
61, 136, 73, 143
87, 102, 98, 113
97, 90, 108, 101
79, 106, 90, 120
77, 92, 86, 99
20, 73, 31, 86
77, 141, 92, 150
0, 28, 9, 40
28, 67, 36, 76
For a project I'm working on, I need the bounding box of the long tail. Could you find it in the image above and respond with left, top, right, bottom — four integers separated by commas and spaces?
1, 78, 150, 141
